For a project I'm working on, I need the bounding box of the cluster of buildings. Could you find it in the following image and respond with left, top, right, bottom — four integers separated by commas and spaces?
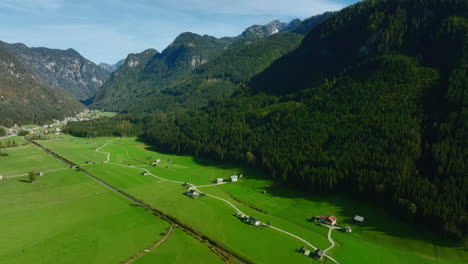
235, 212, 261, 226
298, 246, 324, 260
215, 173, 243, 184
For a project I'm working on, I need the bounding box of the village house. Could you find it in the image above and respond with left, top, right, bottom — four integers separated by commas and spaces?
235, 212, 247, 220
319, 216, 337, 226
0, 176, 3, 180
230, 175, 238, 182
354, 215, 365, 225
216, 178, 224, 184
186, 189, 200, 198
314, 249, 325, 260
248, 216, 261, 226
298, 246, 311, 256
37, 172, 44, 176
345, 226, 352, 233
238, 173, 243, 178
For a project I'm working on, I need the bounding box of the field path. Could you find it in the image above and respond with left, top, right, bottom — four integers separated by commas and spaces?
28, 138, 249, 264
120, 224, 176, 264
97, 142, 341, 264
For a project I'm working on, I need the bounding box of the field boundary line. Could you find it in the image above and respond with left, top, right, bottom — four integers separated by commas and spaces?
120, 224, 176, 264
28, 138, 251, 264
98, 142, 340, 264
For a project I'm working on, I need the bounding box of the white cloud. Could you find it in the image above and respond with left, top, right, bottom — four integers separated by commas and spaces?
152, 0, 345, 17
0, 0, 63, 12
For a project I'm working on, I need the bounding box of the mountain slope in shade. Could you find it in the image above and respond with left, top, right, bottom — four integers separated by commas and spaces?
91, 49, 159, 111
130, 32, 304, 113
91, 33, 234, 111
0, 41, 110, 100
99, 59, 125, 73
90, 12, 334, 112
0, 45, 85, 126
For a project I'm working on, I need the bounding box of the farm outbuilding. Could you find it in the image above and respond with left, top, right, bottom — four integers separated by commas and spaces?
216, 178, 224, 184
0, 176, 3, 180
186, 189, 200, 198
248, 216, 261, 226
230, 175, 238, 182
37, 172, 44, 176
314, 249, 324, 260
354, 215, 365, 224
298, 246, 311, 256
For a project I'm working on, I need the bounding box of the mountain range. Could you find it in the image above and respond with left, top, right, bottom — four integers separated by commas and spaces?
65, 0, 468, 242
0, 41, 109, 100
89, 12, 332, 112
0, 45, 84, 126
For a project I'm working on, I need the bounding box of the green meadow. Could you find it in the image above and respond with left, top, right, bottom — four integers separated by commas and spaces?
135, 228, 224, 264
0, 136, 26, 145
0, 138, 174, 264
37, 136, 468, 264
0, 169, 170, 264
0, 145, 65, 177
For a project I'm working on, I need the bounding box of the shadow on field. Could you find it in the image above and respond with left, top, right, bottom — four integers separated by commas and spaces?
134, 137, 464, 250
18, 179, 31, 183
257, 183, 464, 250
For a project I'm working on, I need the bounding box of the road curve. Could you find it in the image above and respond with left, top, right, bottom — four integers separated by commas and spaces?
96, 141, 341, 264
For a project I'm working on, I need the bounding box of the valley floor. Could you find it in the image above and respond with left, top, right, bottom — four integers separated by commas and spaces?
0, 135, 466, 263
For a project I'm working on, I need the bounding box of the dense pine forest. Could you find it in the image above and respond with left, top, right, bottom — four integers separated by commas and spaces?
65, 0, 468, 242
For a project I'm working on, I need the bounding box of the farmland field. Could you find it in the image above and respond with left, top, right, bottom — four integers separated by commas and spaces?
34, 135, 468, 264
0, 169, 171, 264
135, 228, 224, 264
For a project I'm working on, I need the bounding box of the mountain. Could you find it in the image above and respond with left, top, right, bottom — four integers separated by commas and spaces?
130, 32, 304, 113
0, 41, 110, 100
99, 59, 125, 73
241, 12, 335, 38
89, 13, 334, 112
241, 20, 289, 38
90, 33, 235, 111
67, 0, 467, 241
0, 45, 85, 126
91, 49, 159, 111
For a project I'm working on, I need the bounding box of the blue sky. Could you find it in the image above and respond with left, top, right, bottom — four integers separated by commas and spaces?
0, 0, 358, 64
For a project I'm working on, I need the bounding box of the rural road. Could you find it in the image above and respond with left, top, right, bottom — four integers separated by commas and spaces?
94, 140, 341, 264
23, 138, 341, 264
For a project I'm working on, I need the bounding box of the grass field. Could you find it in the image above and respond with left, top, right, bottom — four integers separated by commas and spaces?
0, 145, 65, 177
0, 169, 170, 264
135, 228, 224, 264
0, 136, 26, 145
37, 135, 468, 264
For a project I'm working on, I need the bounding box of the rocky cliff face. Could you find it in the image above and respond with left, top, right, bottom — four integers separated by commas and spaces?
0, 45, 85, 126
241, 20, 289, 38
0, 41, 109, 100
241, 12, 335, 38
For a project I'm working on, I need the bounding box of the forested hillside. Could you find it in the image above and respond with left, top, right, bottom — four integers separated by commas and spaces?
66, 0, 468, 242
0, 41, 109, 100
90, 33, 234, 111
91, 49, 159, 111
130, 33, 304, 113
91, 14, 333, 113
0, 45, 85, 126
